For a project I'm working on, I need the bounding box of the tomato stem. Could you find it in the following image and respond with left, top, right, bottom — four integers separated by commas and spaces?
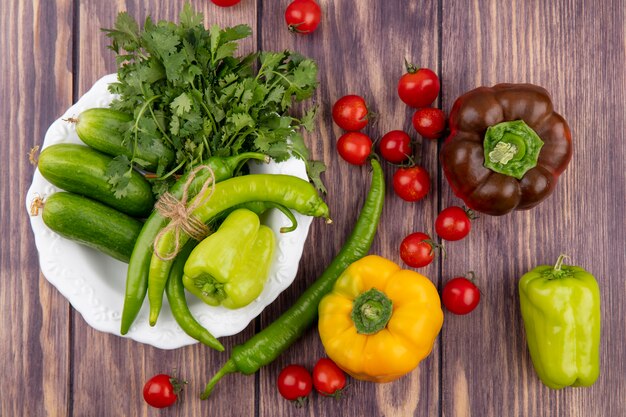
404, 58, 418, 74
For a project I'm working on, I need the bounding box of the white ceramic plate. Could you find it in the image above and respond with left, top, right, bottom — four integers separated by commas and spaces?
25, 74, 313, 349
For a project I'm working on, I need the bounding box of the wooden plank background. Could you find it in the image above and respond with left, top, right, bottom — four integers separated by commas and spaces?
1, 0, 624, 416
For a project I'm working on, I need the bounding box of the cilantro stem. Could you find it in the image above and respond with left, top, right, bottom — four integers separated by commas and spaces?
156, 158, 186, 181
133, 95, 162, 140
201, 135, 212, 158
224, 127, 254, 149
144, 91, 173, 148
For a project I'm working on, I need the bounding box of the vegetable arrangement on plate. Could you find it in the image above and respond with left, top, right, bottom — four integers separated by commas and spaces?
30, 4, 331, 349
26, 1, 600, 411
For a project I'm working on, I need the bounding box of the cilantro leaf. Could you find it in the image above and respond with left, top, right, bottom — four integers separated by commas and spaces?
171, 93, 193, 116
306, 160, 327, 194
105, 155, 132, 198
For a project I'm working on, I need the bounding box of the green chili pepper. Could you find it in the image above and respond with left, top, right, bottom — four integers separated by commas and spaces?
519, 255, 601, 389
148, 174, 330, 326
165, 241, 225, 351
182, 209, 275, 309
200, 158, 384, 400
120, 152, 269, 335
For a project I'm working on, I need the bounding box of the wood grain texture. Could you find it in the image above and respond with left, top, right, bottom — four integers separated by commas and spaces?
0, 0, 73, 416
257, 1, 441, 416
440, 0, 626, 416
3, 0, 625, 416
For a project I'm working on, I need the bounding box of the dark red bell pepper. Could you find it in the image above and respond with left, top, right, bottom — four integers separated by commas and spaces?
440, 84, 572, 216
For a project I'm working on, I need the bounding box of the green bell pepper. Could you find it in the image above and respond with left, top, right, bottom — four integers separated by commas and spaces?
182, 208, 275, 309
518, 255, 601, 389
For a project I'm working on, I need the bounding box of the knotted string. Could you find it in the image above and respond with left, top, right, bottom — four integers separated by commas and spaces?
153, 165, 216, 261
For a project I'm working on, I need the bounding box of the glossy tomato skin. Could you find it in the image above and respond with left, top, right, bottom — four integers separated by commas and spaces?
211, 0, 241, 6
393, 166, 430, 201
337, 132, 372, 165
398, 67, 440, 108
312, 358, 346, 396
400, 232, 436, 268
435, 206, 472, 241
412, 108, 446, 140
442, 277, 480, 315
332, 95, 369, 131
277, 365, 313, 401
285, 0, 322, 34
379, 130, 412, 164
143, 374, 178, 409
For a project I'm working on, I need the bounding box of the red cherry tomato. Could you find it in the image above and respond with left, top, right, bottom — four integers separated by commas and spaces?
392, 166, 430, 201
412, 108, 446, 140
277, 364, 313, 402
442, 276, 481, 315
211, 0, 241, 6
285, 0, 322, 34
332, 95, 369, 131
397, 66, 440, 108
312, 358, 346, 397
378, 130, 412, 164
400, 232, 438, 268
435, 206, 473, 241
336, 132, 372, 165
143, 374, 185, 409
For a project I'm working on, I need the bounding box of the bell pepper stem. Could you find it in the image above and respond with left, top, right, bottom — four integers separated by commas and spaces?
201, 359, 237, 400
553, 254, 570, 272
483, 120, 544, 179
351, 288, 393, 335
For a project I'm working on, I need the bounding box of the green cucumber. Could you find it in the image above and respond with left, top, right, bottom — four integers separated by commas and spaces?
72, 108, 175, 171
42, 192, 143, 263
38, 143, 155, 217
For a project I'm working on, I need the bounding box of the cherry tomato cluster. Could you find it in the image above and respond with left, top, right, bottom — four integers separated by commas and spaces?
397, 63, 446, 140
277, 358, 347, 406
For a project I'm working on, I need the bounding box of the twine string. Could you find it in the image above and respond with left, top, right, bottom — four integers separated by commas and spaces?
153, 165, 216, 261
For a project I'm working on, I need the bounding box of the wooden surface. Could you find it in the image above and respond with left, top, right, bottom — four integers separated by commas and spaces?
2, 0, 625, 416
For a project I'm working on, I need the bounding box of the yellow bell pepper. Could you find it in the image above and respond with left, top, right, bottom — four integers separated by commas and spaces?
318, 255, 443, 383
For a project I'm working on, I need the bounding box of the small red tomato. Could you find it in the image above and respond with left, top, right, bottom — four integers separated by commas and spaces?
277, 364, 313, 403
400, 232, 439, 268
285, 0, 322, 34
143, 374, 186, 409
442, 276, 481, 315
332, 95, 369, 131
211, 0, 241, 6
378, 130, 413, 164
337, 132, 372, 165
312, 358, 346, 397
435, 206, 473, 241
412, 108, 446, 140
393, 165, 430, 202
397, 66, 440, 108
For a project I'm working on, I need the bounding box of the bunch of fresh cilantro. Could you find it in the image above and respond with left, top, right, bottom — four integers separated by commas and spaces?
102, 3, 326, 196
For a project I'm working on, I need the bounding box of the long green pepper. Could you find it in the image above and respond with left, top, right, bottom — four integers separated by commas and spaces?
201, 158, 384, 399
147, 174, 331, 326
120, 152, 268, 335
165, 241, 224, 351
